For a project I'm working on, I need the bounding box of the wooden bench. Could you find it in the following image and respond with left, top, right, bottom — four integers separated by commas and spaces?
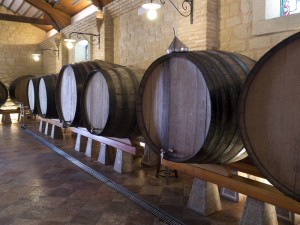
72, 127, 142, 174
39, 117, 68, 139
162, 159, 300, 224
0, 109, 20, 124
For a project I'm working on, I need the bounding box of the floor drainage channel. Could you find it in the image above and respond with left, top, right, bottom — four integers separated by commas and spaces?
21, 127, 185, 225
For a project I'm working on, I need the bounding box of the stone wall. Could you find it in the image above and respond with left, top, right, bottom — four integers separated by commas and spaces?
106, 0, 219, 69
61, 12, 106, 64
39, 33, 68, 75
220, 0, 298, 60
0, 6, 46, 109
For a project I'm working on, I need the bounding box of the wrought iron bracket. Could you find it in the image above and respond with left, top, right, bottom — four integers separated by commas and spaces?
160, 0, 193, 24
68, 30, 101, 49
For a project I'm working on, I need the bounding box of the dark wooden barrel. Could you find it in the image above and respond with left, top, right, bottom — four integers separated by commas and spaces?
0, 81, 8, 107
239, 32, 300, 202
37, 74, 59, 119
27, 77, 40, 114
136, 50, 256, 164
81, 67, 145, 138
9, 75, 34, 106
56, 60, 121, 127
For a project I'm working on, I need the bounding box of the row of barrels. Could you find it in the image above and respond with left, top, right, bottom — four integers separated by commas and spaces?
8, 32, 300, 202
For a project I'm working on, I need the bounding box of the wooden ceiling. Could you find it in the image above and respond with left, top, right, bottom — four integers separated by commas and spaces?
0, 0, 113, 32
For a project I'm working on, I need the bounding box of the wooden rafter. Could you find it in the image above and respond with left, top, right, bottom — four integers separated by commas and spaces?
7, 0, 14, 10
91, 0, 113, 9
24, 0, 71, 31
0, 13, 50, 25
23, 5, 32, 17
32, 9, 40, 18
16, 2, 25, 14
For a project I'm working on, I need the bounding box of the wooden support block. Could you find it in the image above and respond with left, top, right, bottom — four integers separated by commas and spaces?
240, 197, 278, 225
50, 125, 63, 139
75, 134, 82, 152
142, 144, 158, 167
113, 149, 134, 174
220, 187, 244, 203
39, 120, 44, 132
187, 178, 222, 216
220, 171, 245, 203
1, 114, 12, 124
85, 138, 93, 157
98, 143, 116, 165
44, 122, 51, 135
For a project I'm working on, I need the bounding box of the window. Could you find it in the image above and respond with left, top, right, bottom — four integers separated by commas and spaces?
74, 40, 89, 63
266, 0, 300, 19
252, 0, 300, 35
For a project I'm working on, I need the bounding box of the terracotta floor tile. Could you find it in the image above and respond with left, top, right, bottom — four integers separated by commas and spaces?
0, 124, 293, 225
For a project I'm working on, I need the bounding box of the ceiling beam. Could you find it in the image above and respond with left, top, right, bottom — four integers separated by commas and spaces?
24, 0, 71, 31
91, 0, 104, 9
0, 13, 50, 25
7, 0, 14, 11
23, 5, 32, 17
16, 2, 26, 14
92, 0, 113, 9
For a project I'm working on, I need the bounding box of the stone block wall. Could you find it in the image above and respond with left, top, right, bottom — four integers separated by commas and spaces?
61, 12, 106, 64
106, 0, 219, 69
0, 6, 46, 109
220, 0, 298, 60
39, 33, 68, 75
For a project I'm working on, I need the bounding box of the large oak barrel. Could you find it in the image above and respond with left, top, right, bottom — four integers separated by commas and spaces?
239, 32, 300, 201
9, 75, 34, 106
38, 74, 59, 119
27, 77, 40, 114
56, 60, 121, 127
81, 67, 145, 138
0, 81, 8, 107
136, 51, 256, 164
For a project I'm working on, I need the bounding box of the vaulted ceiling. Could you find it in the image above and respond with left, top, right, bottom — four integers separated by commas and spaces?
0, 0, 113, 32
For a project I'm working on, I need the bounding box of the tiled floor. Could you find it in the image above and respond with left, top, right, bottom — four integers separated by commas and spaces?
0, 122, 292, 225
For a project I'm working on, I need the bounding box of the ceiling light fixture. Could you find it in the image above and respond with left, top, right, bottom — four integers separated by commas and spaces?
142, 0, 161, 20
64, 31, 101, 49
142, 0, 193, 24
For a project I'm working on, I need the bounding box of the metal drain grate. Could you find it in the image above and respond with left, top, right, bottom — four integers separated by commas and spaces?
22, 127, 185, 225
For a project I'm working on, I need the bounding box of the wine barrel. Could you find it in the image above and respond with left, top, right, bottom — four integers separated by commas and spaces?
38, 74, 59, 119
56, 60, 122, 127
81, 67, 145, 138
9, 75, 34, 106
0, 81, 8, 107
136, 51, 256, 164
27, 77, 40, 114
239, 32, 300, 201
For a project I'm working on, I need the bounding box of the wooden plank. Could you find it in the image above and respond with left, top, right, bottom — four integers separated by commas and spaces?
0, 109, 20, 114
23, 5, 32, 16
15, 1, 25, 14
72, 127, 136, 155
53, 0, 92, 16
162, 159, 300, 215
226, 161, 263, 178
91, 0, 113, 9
7, 0, 14, 10
0, 13, 49, 25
